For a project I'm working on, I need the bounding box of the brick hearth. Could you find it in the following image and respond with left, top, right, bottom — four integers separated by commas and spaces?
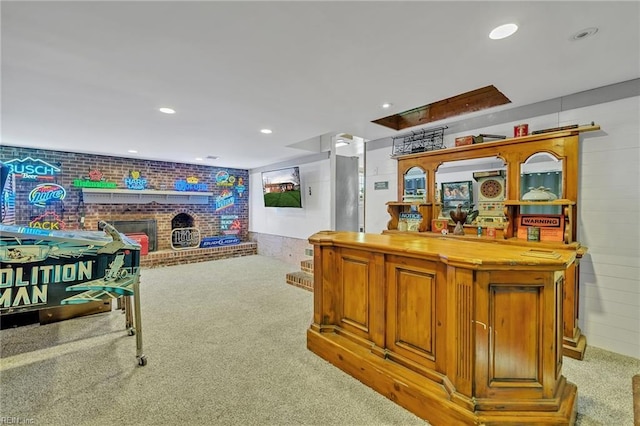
140, 242, 257, 268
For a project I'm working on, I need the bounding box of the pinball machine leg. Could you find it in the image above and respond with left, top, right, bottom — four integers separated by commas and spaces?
124, 296, 134, 334
132, 278, 147, 366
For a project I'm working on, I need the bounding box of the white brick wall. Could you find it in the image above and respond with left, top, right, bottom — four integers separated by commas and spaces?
570, 97, 640, 359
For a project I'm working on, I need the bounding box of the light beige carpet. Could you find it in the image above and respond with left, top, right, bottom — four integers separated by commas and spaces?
1, 255, 638, 425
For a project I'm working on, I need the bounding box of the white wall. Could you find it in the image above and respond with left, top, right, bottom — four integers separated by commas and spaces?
571, 97, 640, 359
249, 158, 331, 240
364, 96, 640, 358
364, 146, 397, 233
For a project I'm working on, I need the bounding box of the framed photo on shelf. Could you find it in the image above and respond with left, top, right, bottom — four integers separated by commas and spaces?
441, 180, 473, 217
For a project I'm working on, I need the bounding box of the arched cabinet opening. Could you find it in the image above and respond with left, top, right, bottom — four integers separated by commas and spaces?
386, 166, 432, 233
507, 151, 572, 243
402, 166, 426, 202
520, 152, 563, 215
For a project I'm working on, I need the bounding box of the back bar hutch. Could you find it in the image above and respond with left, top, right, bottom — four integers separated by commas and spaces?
386, 125, 599, 360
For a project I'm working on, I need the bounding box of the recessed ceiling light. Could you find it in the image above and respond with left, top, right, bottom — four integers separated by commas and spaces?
128, 149, 138, 154
206, 155, 219, 160
195, 157, 203, 161
159, 107, 176, 114
382, 103, 392, 109
489, 23, 518, 40
260, 129, 272, 134
570, 27, 598, 41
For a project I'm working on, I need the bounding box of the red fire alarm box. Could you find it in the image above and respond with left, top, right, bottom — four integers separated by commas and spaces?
125, 233, 149, 256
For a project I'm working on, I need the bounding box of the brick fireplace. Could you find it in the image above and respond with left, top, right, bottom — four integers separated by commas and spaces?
112, 219, 158, 252
171, 212, 194, 229
2, 146, 255, 268
82, 208, 213, 253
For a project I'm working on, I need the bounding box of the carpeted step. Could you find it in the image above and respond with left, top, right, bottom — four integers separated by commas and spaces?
286, 271, 313, 292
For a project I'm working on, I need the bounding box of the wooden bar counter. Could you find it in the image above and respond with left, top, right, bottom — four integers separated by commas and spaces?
307, 231, 578, 425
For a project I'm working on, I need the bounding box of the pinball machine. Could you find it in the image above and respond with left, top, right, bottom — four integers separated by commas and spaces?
0, 164, 147, 366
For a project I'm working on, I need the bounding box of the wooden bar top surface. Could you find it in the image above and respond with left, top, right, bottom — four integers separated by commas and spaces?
309, 230, 576, 269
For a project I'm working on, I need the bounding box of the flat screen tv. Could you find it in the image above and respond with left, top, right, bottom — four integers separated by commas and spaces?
262, 166, 302, 208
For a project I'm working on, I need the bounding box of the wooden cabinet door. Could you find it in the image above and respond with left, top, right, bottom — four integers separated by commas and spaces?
334, 247, 385, 347
474, 270, 563, 406
385, 255, 442, 372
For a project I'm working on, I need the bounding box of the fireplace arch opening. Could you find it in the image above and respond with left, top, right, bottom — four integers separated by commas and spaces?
170, 212, 200, 250
171, 213, 195, 230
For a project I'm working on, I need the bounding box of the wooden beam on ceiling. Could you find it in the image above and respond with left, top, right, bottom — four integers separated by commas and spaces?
372, 85, 511, 131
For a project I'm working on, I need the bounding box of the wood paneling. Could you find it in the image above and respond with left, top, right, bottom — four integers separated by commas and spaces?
450, 267, 474, 396
372, 85, 511, 131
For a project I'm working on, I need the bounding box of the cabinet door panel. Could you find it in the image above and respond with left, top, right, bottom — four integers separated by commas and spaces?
396, 268, 434, 353
491, 286, 541, 382
386, 256, 438, 368
340, 255, 370, 332
335, 248, 384, 344
475, 270, 562, 402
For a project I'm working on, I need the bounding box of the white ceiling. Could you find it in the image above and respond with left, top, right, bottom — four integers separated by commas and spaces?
2, 1, 639, 170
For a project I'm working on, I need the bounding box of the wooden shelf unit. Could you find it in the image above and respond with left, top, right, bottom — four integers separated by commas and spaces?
385, 202, 432, 232
388, 125, 599, 360
392, 126, 598, 235
503, 199, 576, 243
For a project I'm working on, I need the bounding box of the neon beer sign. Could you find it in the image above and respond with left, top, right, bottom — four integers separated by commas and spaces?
215, 190, 235, 211
124, 170, 147, 190
214, 171, 235, 187
28, 184, 67, 207
235, 177, 246, 197
73, 169, 117, 189
174, 176, 209, 192
4, 157, 60, 181
29, 211, 67, 230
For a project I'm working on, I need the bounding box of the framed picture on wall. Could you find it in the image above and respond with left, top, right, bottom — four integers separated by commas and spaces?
441, 180, 473, 217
